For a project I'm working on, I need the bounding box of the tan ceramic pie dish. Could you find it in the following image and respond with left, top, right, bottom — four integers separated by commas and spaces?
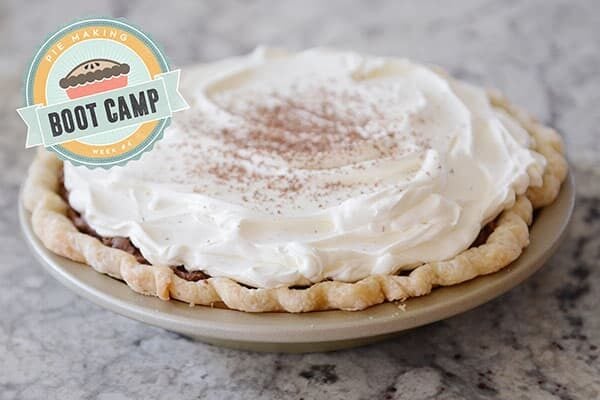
19, 173, 573, 352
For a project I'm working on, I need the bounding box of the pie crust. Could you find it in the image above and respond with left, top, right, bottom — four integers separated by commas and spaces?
23, 90, 568, 312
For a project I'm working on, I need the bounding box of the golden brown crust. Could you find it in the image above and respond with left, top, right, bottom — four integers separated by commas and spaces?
23, 92, 568, 312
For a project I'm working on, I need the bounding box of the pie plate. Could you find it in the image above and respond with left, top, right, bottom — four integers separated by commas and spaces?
19, 174, 574, 353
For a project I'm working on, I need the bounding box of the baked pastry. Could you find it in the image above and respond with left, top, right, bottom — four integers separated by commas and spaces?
59, 59, 130, 99
24, 48, 568, 312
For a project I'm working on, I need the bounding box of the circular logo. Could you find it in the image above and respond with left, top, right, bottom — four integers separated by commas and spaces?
20, 18, 187, 168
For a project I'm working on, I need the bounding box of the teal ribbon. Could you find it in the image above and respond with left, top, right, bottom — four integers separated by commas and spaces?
18, 70, 188, 148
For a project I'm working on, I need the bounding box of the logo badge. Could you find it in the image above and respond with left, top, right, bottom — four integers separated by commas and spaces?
18, 18, 188, 168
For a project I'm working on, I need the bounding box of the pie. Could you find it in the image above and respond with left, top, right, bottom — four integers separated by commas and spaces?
24, 48, 568, 312
59, 58, 130, 99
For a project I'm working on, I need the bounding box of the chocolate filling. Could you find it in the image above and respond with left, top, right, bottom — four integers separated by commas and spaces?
471, 219, 498, 248
171, 266, 210, 282
58, 167, 500, 284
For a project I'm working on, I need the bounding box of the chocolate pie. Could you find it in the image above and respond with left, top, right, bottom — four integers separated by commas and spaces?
24, 48, 568, 312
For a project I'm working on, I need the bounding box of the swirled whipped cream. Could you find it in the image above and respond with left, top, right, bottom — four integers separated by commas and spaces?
64, 47, 546, 288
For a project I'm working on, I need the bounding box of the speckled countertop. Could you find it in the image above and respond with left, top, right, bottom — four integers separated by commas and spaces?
1, 1, 599, 399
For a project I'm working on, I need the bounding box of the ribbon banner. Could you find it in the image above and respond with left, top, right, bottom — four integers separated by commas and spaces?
18, 70, 187, 148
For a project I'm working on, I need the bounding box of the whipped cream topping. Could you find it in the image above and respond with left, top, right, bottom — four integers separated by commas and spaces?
64, 48, 546, 288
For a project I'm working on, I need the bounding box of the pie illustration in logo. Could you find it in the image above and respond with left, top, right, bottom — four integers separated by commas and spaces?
59, 59, 130, 99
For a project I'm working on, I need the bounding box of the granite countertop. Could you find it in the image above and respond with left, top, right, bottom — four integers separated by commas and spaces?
1, 1, 599, 399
